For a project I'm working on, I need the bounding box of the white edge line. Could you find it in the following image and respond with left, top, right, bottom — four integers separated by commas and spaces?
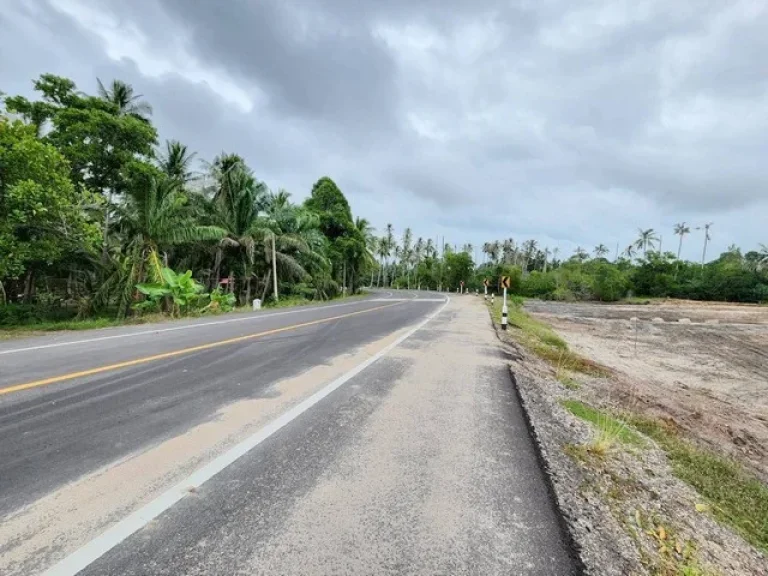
0, 298, 379, 356
42, 295, 450, 576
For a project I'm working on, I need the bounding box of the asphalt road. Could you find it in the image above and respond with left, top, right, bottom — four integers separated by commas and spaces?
0, 291, 576, 575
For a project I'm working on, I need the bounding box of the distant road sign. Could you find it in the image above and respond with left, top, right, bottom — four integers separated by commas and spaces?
501, 276, 511, 289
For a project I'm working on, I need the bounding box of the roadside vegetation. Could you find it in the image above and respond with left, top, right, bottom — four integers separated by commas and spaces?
487, 297, 768, 574
473, 233, 768, 303
629, 416, 768, 555
0, 74, 475, 331
488, 298, 610, 377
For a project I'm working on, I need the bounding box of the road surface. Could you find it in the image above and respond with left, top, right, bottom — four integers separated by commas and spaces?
0, 291, 575, 575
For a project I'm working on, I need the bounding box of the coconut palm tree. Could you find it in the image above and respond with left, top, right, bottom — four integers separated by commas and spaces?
673, 222, 690, 261
384, 223, 395, 286
425, 238, 436, 259
376, 237, 388, 287
634, 228, 659, 255
486, 240, 501, 264
593, 244, 609, 258
623, 244, 637, 260
697, 223, 713, 266
573, 246, 589, 262
757, 244, 768, 271
267, 189, 292, 213
543, 247, 551, 273
353, 217, 376, 287
522, 239, 538, 273
97, 78, 153, 119
158, 140, 196, 184
501, 238, 516, 264
109, 177, 226, 315
413, 237, 425, 287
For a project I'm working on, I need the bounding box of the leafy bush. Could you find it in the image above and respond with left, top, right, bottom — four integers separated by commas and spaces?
0, 303, 79, 326
521, 271, 557, 297
590, 262, 630, 301
203, 288, 236, 313
135, 267, 207, 316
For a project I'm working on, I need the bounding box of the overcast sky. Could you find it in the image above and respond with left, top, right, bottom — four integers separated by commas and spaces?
2, 0, 768, 261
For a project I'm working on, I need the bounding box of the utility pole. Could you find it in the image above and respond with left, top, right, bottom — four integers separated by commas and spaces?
272, 234, 278, 302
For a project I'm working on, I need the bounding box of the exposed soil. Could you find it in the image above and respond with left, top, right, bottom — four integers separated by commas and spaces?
525, 300, 768, 480
486, 298, 768, 575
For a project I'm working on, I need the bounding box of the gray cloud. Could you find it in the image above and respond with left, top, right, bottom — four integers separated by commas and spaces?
2, 0, 768, 261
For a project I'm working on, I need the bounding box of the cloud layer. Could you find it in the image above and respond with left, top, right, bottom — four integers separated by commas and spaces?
3, 0, 768, 260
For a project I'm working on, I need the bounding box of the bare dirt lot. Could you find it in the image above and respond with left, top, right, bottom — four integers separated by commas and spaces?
525, 299, 768, 479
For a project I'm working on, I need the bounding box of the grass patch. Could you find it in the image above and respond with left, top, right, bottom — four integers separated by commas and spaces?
628, 416, 768, 555
489, 299, 611, 377
0, 316, 135, 334
561, 400, 644, 451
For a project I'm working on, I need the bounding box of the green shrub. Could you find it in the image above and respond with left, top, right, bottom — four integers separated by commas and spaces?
0, 303, 79, 327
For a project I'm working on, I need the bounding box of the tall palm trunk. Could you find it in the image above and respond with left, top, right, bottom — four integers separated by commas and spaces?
211, 247, 223, 291
260, 270, 271, 301
102, 190, 113, 262
23, 268, 35, 303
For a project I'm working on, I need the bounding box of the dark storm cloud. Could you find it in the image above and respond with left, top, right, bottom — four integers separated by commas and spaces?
148, 0, 399, 129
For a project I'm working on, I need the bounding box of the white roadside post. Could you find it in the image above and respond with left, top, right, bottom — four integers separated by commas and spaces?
501, 286, 508, 330
484, 282, 488, 301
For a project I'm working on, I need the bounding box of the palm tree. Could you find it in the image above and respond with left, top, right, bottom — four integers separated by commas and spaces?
593, 244, 609, 258
623, 244, 637, 260
673, 222, 690, 261
97, 78, 152, 119
573, 246, 589, 262
634, 228, 660, 255
502, 238, 516, 264
425, 238, 436, 259
543, 247, 551, 273
375, 237, 388, 287
110, 177, 226, 315
413, 237, 425, 287
462, 243, 473, 254
697, 223, 713, 266
208, 152, 247, 207
384, 224, 395, 286
268, 189, 292, 213
158, 140, 196, 184
487, 240, 501, 264
522, 239, 538, 273
757, 244, 768, 271
353, 217, 376, 287
256, 208, 321, 303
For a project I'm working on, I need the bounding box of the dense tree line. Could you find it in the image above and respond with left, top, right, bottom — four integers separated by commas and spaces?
475, 230, 768, 303
0, 74, 381, 324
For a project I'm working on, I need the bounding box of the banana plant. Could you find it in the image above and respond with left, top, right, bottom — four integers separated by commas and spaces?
135, 267, 207, 316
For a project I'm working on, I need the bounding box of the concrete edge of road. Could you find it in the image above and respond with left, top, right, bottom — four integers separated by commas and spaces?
41, 295, 450, 576
485, 303, 615, 576
506, 370, 588, 576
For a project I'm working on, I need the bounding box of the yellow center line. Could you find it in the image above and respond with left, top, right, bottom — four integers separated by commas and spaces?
0, 301, 404, 396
